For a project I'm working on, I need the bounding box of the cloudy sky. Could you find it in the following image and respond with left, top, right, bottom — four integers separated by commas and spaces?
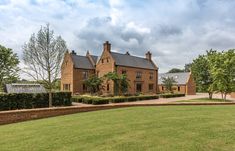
1, 0, 235, 75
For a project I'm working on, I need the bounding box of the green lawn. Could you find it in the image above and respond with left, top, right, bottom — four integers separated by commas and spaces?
1, 106, 235, 151
176, 98, 233, 102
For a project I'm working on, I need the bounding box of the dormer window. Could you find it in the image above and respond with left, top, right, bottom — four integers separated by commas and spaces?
107, 58, 109, 63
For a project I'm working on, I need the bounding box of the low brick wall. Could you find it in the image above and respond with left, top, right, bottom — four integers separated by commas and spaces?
1, 102, 235, 125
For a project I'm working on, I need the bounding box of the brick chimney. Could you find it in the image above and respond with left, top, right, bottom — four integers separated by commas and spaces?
145, 51, 152, 60
86, 50, 90, 56
103, 41, 111, 52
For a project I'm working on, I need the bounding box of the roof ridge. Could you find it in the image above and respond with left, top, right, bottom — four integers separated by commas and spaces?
111, 51, 147, 60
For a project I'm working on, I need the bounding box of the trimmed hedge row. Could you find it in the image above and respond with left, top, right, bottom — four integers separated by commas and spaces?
0, 92, 72, 111
72, 95, 159, 105
160, 93, 185, 98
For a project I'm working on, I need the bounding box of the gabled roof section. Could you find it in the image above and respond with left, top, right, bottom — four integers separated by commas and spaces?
90, 55, 98, 63
110, 52, 157, 70
71, 54, 97, 69
5, 83, 46, 93
158, 72, 190, 85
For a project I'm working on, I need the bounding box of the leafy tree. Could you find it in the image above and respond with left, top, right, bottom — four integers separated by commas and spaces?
191, 52, 214, 99
184, 63, 192, 72
84, 75, 103, 94
162, 77, 176, 92
104, 72, 120, 95
167, 68, 184, 73
104, 72, 129, 95
0, 45, 19, 91
208, 49, 235, 100
22, 24, 68, 107
119, 74, 130, 95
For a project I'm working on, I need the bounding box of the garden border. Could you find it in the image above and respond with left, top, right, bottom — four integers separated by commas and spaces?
1, 102, 235, 125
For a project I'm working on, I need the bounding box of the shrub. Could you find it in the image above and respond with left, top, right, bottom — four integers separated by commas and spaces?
92, 98, 109, 105
0, 92, 72, 111
71, 96, 83, 103
82, 97, 94, 104
110, 97, 127, 103
72, 95, 159, 105
160, 93, 185, 98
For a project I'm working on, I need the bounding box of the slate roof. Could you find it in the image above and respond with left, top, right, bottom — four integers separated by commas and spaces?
71, 54, 97, 69
158, 72, 190, 85
5, 83, 46, 93
110, 52, 157, 70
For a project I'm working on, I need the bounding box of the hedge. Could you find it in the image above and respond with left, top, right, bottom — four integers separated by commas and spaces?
160, 93, 185, 98
72, 95, 159, 105
0, 92, 72, 111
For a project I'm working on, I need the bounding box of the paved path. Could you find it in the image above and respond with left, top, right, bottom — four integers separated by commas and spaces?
72, 93, 235, 107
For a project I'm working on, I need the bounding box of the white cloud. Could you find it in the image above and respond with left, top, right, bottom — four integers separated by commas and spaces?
1, 0, 235, 76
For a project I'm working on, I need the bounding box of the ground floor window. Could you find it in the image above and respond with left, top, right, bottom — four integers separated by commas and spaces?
107, 84, 110, 91
63, 84, 70, 91
136, 83, 142, 92
178, 86, 180, 91
83, 84, 87, 92
162, 86, 164, 91
149, 84, 154, 91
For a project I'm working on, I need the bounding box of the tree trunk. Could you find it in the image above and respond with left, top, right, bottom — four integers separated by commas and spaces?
224, 93, 227, 101
48, 89, 52, 107
209, 92, 213, 99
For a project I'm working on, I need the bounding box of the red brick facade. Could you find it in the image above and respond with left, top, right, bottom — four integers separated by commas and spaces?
61, 41, 158, 95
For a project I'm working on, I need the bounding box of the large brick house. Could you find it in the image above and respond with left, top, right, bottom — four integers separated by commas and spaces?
61, 41, 158, 95
158, 72, 196, 95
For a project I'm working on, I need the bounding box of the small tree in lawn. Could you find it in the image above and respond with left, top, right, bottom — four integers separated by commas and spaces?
22, 24, 68, 107
84, 75, 103, 94
0, 45, 19, 91
191, 51, 215, 99
162, 77, 176, 93
208, 49, 235, 101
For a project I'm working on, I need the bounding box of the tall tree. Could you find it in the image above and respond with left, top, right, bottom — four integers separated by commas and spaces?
167, 68, 184, 73
0, 45, 19, 91
191, 50, 215, 99
22, 24, 68, 107
162, 77, 176, 92
208, 49, 235, 100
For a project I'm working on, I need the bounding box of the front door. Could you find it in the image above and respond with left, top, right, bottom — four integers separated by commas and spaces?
136, 83, 142, 93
